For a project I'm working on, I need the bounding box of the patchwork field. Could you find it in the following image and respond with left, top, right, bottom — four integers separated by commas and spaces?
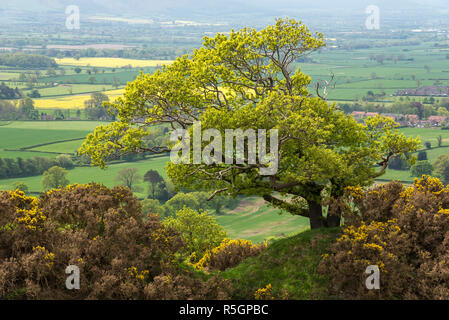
299, 43, 449, 102
24, 84, 117, 98
33, 89, 125, 109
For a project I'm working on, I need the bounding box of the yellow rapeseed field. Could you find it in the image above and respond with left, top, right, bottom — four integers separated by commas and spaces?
55, 57, 173, 68
34, 89, 125, 109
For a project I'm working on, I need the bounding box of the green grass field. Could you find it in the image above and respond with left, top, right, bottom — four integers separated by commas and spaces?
0, 127, 87, 150
0, 121, 106, 159
214, 197, 310, 243
22, 84, 118, 98
30, 139, 85, 154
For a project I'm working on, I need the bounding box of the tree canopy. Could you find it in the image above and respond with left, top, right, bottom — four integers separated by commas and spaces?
80, 18, 419, 229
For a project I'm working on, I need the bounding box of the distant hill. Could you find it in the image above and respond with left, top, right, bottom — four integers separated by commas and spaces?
2, 0, 447, 21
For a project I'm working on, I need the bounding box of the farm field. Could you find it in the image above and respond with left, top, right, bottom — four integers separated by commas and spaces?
40, 69, 153, 86
0, 121, 106, 159
33, 89, 125, 109
23, 84, 118, 98
298, 43, 449, 102
30, 139, 85, 154
0, 44, 448, 118
55, 57, 173, 68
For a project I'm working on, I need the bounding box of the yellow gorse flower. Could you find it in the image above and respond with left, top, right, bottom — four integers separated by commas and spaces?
254, 283, 274, 300
194, 239, 265, 270
126, 266, 149, 281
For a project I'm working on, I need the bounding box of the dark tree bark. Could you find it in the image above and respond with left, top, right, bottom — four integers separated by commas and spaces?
326, 212, 341, 228
308, 200, 325, 229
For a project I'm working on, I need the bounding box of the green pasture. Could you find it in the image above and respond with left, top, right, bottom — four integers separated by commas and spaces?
22, 84, 117, 98
0, 121, 105, 159
30, 139, 84, 154
214, 197, 309, 243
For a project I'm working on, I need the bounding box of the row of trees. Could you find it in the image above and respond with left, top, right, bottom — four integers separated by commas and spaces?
0, 155, 73, 180
0, 82, 22, 99
114, 167, 239, 217
0, 52, 57, 69
0, 98, 39, 120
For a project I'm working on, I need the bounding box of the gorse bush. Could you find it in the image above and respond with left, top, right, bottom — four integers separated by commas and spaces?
195, 239, 267, 272
319, 176, 449, 299
0, 184, 230, 299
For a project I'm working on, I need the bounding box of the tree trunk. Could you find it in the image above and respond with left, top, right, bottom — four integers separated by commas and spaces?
308, 200, 325, 229
326, 213, 341, 228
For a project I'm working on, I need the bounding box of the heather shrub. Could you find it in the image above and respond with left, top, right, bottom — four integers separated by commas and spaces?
0, 184, 230, 300
319, 176, 449, 299
144, 274, 231, 300
195, 239, 266, 272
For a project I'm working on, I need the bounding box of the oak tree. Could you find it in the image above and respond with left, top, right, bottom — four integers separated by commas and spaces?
80, 19, 419, 229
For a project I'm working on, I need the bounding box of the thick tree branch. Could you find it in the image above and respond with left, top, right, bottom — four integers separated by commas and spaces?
262, 194, 309, 218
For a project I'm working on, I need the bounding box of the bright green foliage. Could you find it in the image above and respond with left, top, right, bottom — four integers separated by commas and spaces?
165, 192, 202, 212
163, 207, 227, 263
433, 155, 449, 184
12, 181, 29, 194
79, 18, 419, 228
141, 198, 164, 215
41, 166, 69, 190
410, 160, 434, 177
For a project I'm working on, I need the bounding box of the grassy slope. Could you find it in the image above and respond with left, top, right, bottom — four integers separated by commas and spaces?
221, 228, 339, 300
214, 197, 309, 243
